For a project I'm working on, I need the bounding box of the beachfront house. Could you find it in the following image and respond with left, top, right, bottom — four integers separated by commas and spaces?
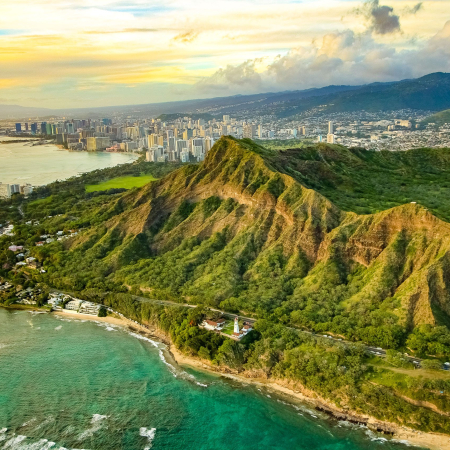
65, 299, 83, 311
78, 301, 101, 315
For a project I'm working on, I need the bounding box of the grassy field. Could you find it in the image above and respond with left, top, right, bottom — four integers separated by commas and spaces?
221, 321, 235, 335
85, 174, 157, 192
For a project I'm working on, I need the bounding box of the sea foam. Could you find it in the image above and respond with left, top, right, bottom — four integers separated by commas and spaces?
128, 332, 208, 387
77, 415, 109, 441
139, 427, 156, 450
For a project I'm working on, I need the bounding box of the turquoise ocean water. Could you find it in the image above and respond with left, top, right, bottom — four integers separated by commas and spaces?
0, 309, 419, 450
0, 138, 137, 186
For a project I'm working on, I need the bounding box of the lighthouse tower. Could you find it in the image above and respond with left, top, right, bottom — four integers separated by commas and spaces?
234, 317, 240, 334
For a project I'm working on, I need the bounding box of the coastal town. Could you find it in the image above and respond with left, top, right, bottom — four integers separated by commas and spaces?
0, 279, 254, 340
1, 105, 450, 200
0, 108, 449, 173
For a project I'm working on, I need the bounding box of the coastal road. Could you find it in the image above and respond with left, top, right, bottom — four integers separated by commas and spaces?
54, 289, 426, 367
134, 295, 257, 324
133, 295, 429, 366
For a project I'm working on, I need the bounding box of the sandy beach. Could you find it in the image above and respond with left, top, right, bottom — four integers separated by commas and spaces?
52, 310, 450, 450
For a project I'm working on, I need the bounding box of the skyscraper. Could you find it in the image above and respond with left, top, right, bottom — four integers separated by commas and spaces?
243, 123, 256, 139
15, 123, 21, 133
328, 121, 334, 134
182, 129, 193, 140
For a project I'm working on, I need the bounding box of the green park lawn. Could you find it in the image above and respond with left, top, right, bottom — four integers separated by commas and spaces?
85, 174, 157, 192
221, 321, 236, 335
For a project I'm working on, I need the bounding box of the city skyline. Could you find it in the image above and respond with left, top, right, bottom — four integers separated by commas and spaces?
0, 0, 449, 109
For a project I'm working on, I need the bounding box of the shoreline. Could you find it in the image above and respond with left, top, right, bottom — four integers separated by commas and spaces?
51, 310, 450, 450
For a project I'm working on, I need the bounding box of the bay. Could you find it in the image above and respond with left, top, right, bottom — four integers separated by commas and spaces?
0, 137, 137, 186
0, 308, 418, 450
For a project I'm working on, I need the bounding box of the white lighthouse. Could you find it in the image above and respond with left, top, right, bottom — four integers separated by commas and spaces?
234, 317, 240, 335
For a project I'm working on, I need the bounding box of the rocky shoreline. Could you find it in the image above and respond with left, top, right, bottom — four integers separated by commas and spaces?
51, 309, 450, 450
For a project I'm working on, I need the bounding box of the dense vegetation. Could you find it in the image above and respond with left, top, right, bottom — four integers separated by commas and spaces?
4, 138, 450, 355
3, 138, 450, 433
421, 108, 450, 127
80, 295, 450, 434
270, 143, 450, 221
275, 72, 450, 118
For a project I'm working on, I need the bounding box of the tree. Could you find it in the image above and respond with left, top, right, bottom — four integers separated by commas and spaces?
198, 346, 211, 360
214, 339, 245, 370
421, 359, 443, 371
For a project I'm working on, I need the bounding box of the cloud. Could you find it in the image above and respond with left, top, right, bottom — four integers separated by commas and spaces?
195, 20, 450, 95
362, 0, 401, 35
403, 3, 423, 15
84, 28, 160, 34
196, 59, 263, 92
173, 30, 199, 43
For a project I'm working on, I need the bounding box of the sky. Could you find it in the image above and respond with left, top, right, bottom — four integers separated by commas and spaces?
0, 0, 449, 108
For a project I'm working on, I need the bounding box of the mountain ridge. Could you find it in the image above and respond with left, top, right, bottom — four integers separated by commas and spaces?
1, 72, 449, 119
53, 137, 450, 347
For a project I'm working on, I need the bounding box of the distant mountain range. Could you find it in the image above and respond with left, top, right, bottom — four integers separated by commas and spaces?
1, 72, 450, 120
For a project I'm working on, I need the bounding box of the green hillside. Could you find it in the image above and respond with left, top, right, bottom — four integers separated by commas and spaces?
4, 137, 450, 434
10, 137, 450, 351
269, 144, 450, 221
422, 109, 450, 127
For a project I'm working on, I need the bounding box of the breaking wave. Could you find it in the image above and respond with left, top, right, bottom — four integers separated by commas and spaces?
77, 414, 109, 441
127, 332, 208, 387
139, 427, 156, 450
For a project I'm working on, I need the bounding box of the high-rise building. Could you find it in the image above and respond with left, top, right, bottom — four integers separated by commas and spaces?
182, 129, 193, 140
15, 123, 21, 133
328, 121, 334, 134
168, 136, 176, 152
30, 123, 37, 134
146, 145, 164, 162
243, 123, 256, 139
180, 150, 190, 163
87, 137, 111, 151
176, 140, 188, 155
221, 125, 228, 136
223, 115, 230, 124
46, 123, 52, 135
0, 183, 11, 199
41, 122, 47, 135
257, 125, 263, 138
0, 183, 19, 199
327, 134, 335, 144
205, 137, 214, 153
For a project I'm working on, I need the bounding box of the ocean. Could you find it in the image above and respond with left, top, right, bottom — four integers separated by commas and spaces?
0, 138, 137, 186
0, 308, 419, 450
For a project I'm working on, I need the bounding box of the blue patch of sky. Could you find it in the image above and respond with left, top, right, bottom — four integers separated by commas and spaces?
70, 4, 173, 16
0, 30, 23, 36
